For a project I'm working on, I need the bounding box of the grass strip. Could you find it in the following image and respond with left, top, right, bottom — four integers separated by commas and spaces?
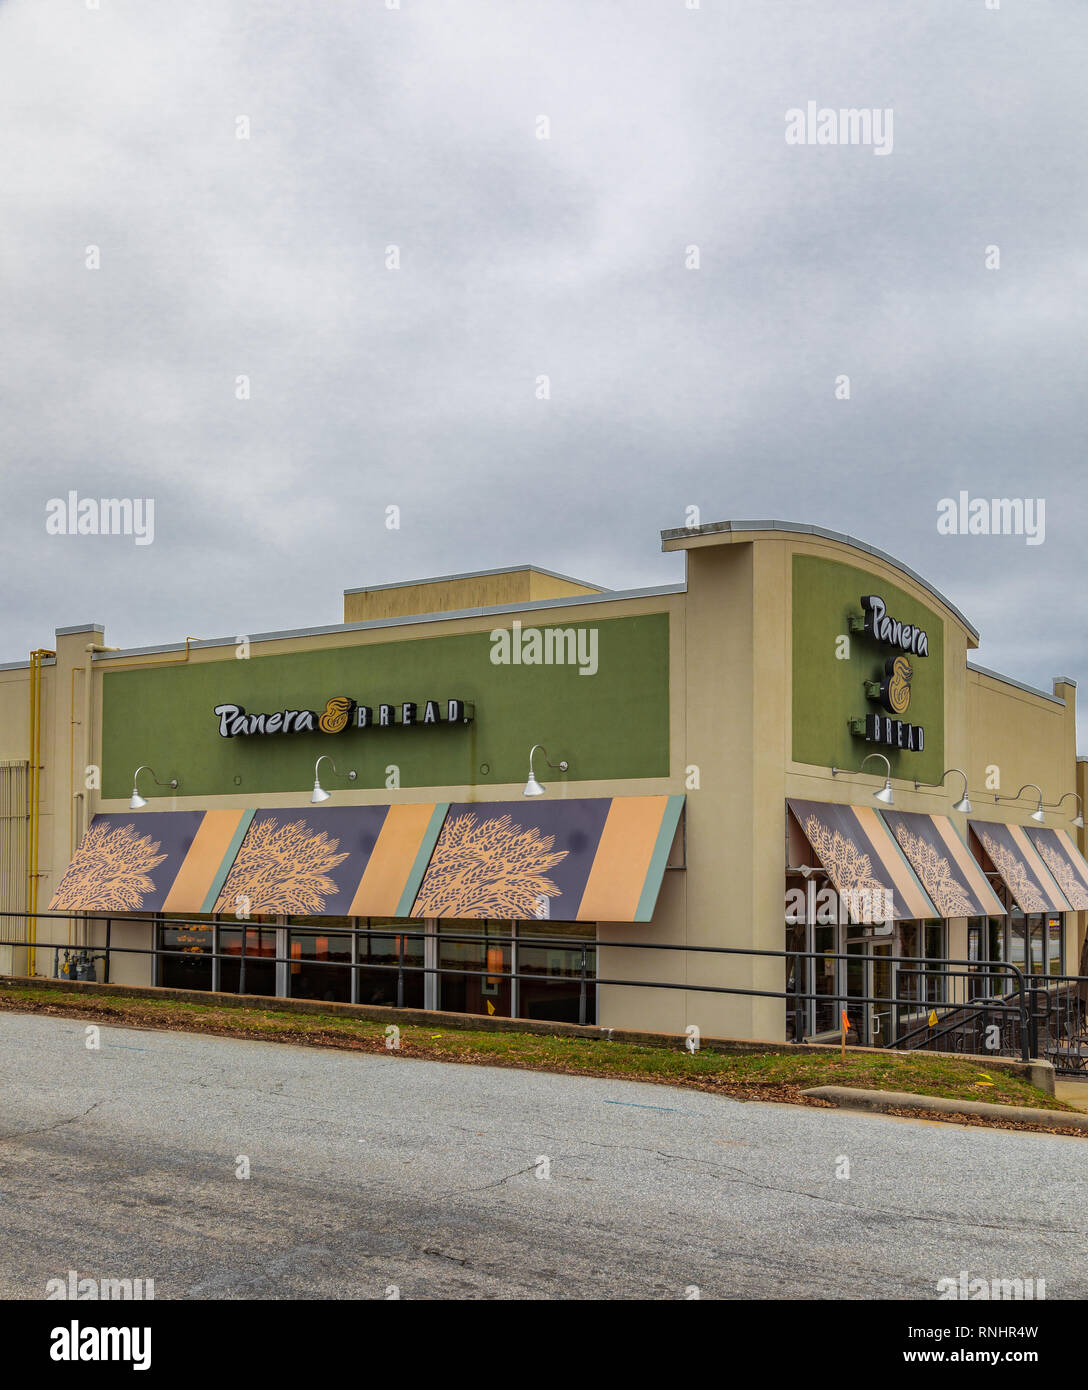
0, 983, 1081, 1135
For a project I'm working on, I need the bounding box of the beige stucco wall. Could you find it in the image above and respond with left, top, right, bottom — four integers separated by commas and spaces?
3, 528, 1084, 1029
343, 568, 601, 623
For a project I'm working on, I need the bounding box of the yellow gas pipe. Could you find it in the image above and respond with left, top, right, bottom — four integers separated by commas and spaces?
26, 648, 55, 976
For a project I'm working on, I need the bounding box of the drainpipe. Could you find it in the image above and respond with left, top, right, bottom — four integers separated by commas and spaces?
26, 649, 56, 976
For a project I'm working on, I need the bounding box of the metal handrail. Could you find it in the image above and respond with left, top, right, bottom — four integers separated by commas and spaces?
0, 908, 1055, 1061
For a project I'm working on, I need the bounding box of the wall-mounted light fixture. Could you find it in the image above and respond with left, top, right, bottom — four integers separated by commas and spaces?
311, 755, 357, 804
913, 767, 972, 815
130, 766, 178, 810
994, 782, 1046, 823
831, 752, 895, 805
524, 744, 568, 797
1044, 792, 1084, 828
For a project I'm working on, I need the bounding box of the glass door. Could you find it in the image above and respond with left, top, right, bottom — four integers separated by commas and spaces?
870, 941, 894, 1047
845, 936, 894, 1047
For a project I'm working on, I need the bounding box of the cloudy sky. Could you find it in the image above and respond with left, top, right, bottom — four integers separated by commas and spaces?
1, 1, 1084, 718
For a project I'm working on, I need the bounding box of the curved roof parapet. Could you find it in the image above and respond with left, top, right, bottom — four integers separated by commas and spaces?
660, 518, 979, 643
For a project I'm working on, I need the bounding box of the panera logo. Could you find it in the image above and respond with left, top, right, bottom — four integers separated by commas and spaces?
860, 595, 929, 656
214, 696, 473, 737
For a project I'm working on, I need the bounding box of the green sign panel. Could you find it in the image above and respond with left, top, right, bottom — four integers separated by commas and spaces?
791, 555, 944, 783
100, 613, 670, 800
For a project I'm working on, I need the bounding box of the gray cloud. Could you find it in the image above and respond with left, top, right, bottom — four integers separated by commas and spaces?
1, 0, 1085, 732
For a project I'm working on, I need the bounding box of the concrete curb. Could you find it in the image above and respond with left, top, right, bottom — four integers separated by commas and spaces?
802, 1085, 1088, 1132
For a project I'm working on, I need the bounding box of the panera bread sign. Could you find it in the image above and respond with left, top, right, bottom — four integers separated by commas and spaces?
849, 595, 928, 753
214, 696, 473, 737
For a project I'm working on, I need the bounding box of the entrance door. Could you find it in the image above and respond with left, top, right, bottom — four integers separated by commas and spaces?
846, 936, 894, 1047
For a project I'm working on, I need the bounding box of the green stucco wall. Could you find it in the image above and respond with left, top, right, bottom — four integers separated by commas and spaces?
791, 556, 944, 782
101, 614, 670, 800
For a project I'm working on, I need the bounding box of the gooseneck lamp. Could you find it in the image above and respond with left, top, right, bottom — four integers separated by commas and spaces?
1044, 792, 1084, 829
311, 755, 357, 804
523, 745, 568, 797
831, 752, 895, 806
129, 766, 178, 810
913, 768, 972, 815
994, 783, 1046, 824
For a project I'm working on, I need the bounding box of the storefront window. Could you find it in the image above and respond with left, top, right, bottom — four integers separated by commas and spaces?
288, 918, 353, 1003
968, 916, 1008, 997
1027, 918, 1046, 976
923, 921, 946, 1002
157, 915, 213, 991
438, 921, 511, 1017
897, 922, 921, 1002
516, 920, 596, 1024
356, 920, 425, 1009
1047, 916, 1064, 976
219, 920, 278, 997
1008, 913, 1027, 976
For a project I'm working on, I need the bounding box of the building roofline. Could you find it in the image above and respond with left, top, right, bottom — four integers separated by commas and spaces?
660, 519, 980, 642
0, 657, 56, 671
90, 583, 685, 663
967, 662, 1065, 706
344, 564, 605, 596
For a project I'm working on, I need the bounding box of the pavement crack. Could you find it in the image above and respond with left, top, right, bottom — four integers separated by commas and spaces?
439, 1162, 544, 1198
0, 1100, 105, 1143
559, 1139, 1088, 1236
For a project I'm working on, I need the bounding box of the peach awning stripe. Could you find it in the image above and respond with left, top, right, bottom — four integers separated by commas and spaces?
162, 809, 250, 914
575, 795, 680, 922
348, 803, 444, 917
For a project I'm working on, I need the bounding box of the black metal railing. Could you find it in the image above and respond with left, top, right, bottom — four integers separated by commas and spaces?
2, 909, 1086, 1067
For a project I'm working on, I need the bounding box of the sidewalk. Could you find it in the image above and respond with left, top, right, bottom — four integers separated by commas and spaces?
1054, 1079, 1088, 1112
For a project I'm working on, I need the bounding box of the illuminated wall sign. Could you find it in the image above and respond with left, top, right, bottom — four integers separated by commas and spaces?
213, 696, 473, 738
860, 595, 929, 656
851, 595, 929, 753
855, 713, 925, 752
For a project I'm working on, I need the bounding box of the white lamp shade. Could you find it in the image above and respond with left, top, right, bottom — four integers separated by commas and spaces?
523, 774, 545, 797
129, 789, 147, 810
875, 780, 895, 805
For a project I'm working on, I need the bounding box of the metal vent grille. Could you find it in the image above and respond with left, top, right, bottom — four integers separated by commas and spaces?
0, 760, 28, 942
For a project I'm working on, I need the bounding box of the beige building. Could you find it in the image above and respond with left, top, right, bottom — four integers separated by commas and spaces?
2, 522, 1085, 1051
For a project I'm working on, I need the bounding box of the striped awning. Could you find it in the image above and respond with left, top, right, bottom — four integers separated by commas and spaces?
50, 810, 247, 914
879, 810, 1005, 919
409, 795, 685, 922
787, 799, 937, 922
1023, 827, 1088, 910
50, 805, 446, 918
968, 820, 1072, 914
50, 795, 683, 924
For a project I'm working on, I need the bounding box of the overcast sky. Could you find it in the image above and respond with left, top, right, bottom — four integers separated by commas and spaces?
2, 1, 1085, 727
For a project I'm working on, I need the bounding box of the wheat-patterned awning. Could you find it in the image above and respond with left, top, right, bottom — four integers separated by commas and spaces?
878, 810, 1004, 919
969, 820, 1073, 914
787, 799, 937, 922
1023, 827, 1088, 910
408, 795, 685, 922
49, 804, 447, 918
50, 796, 685, 923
